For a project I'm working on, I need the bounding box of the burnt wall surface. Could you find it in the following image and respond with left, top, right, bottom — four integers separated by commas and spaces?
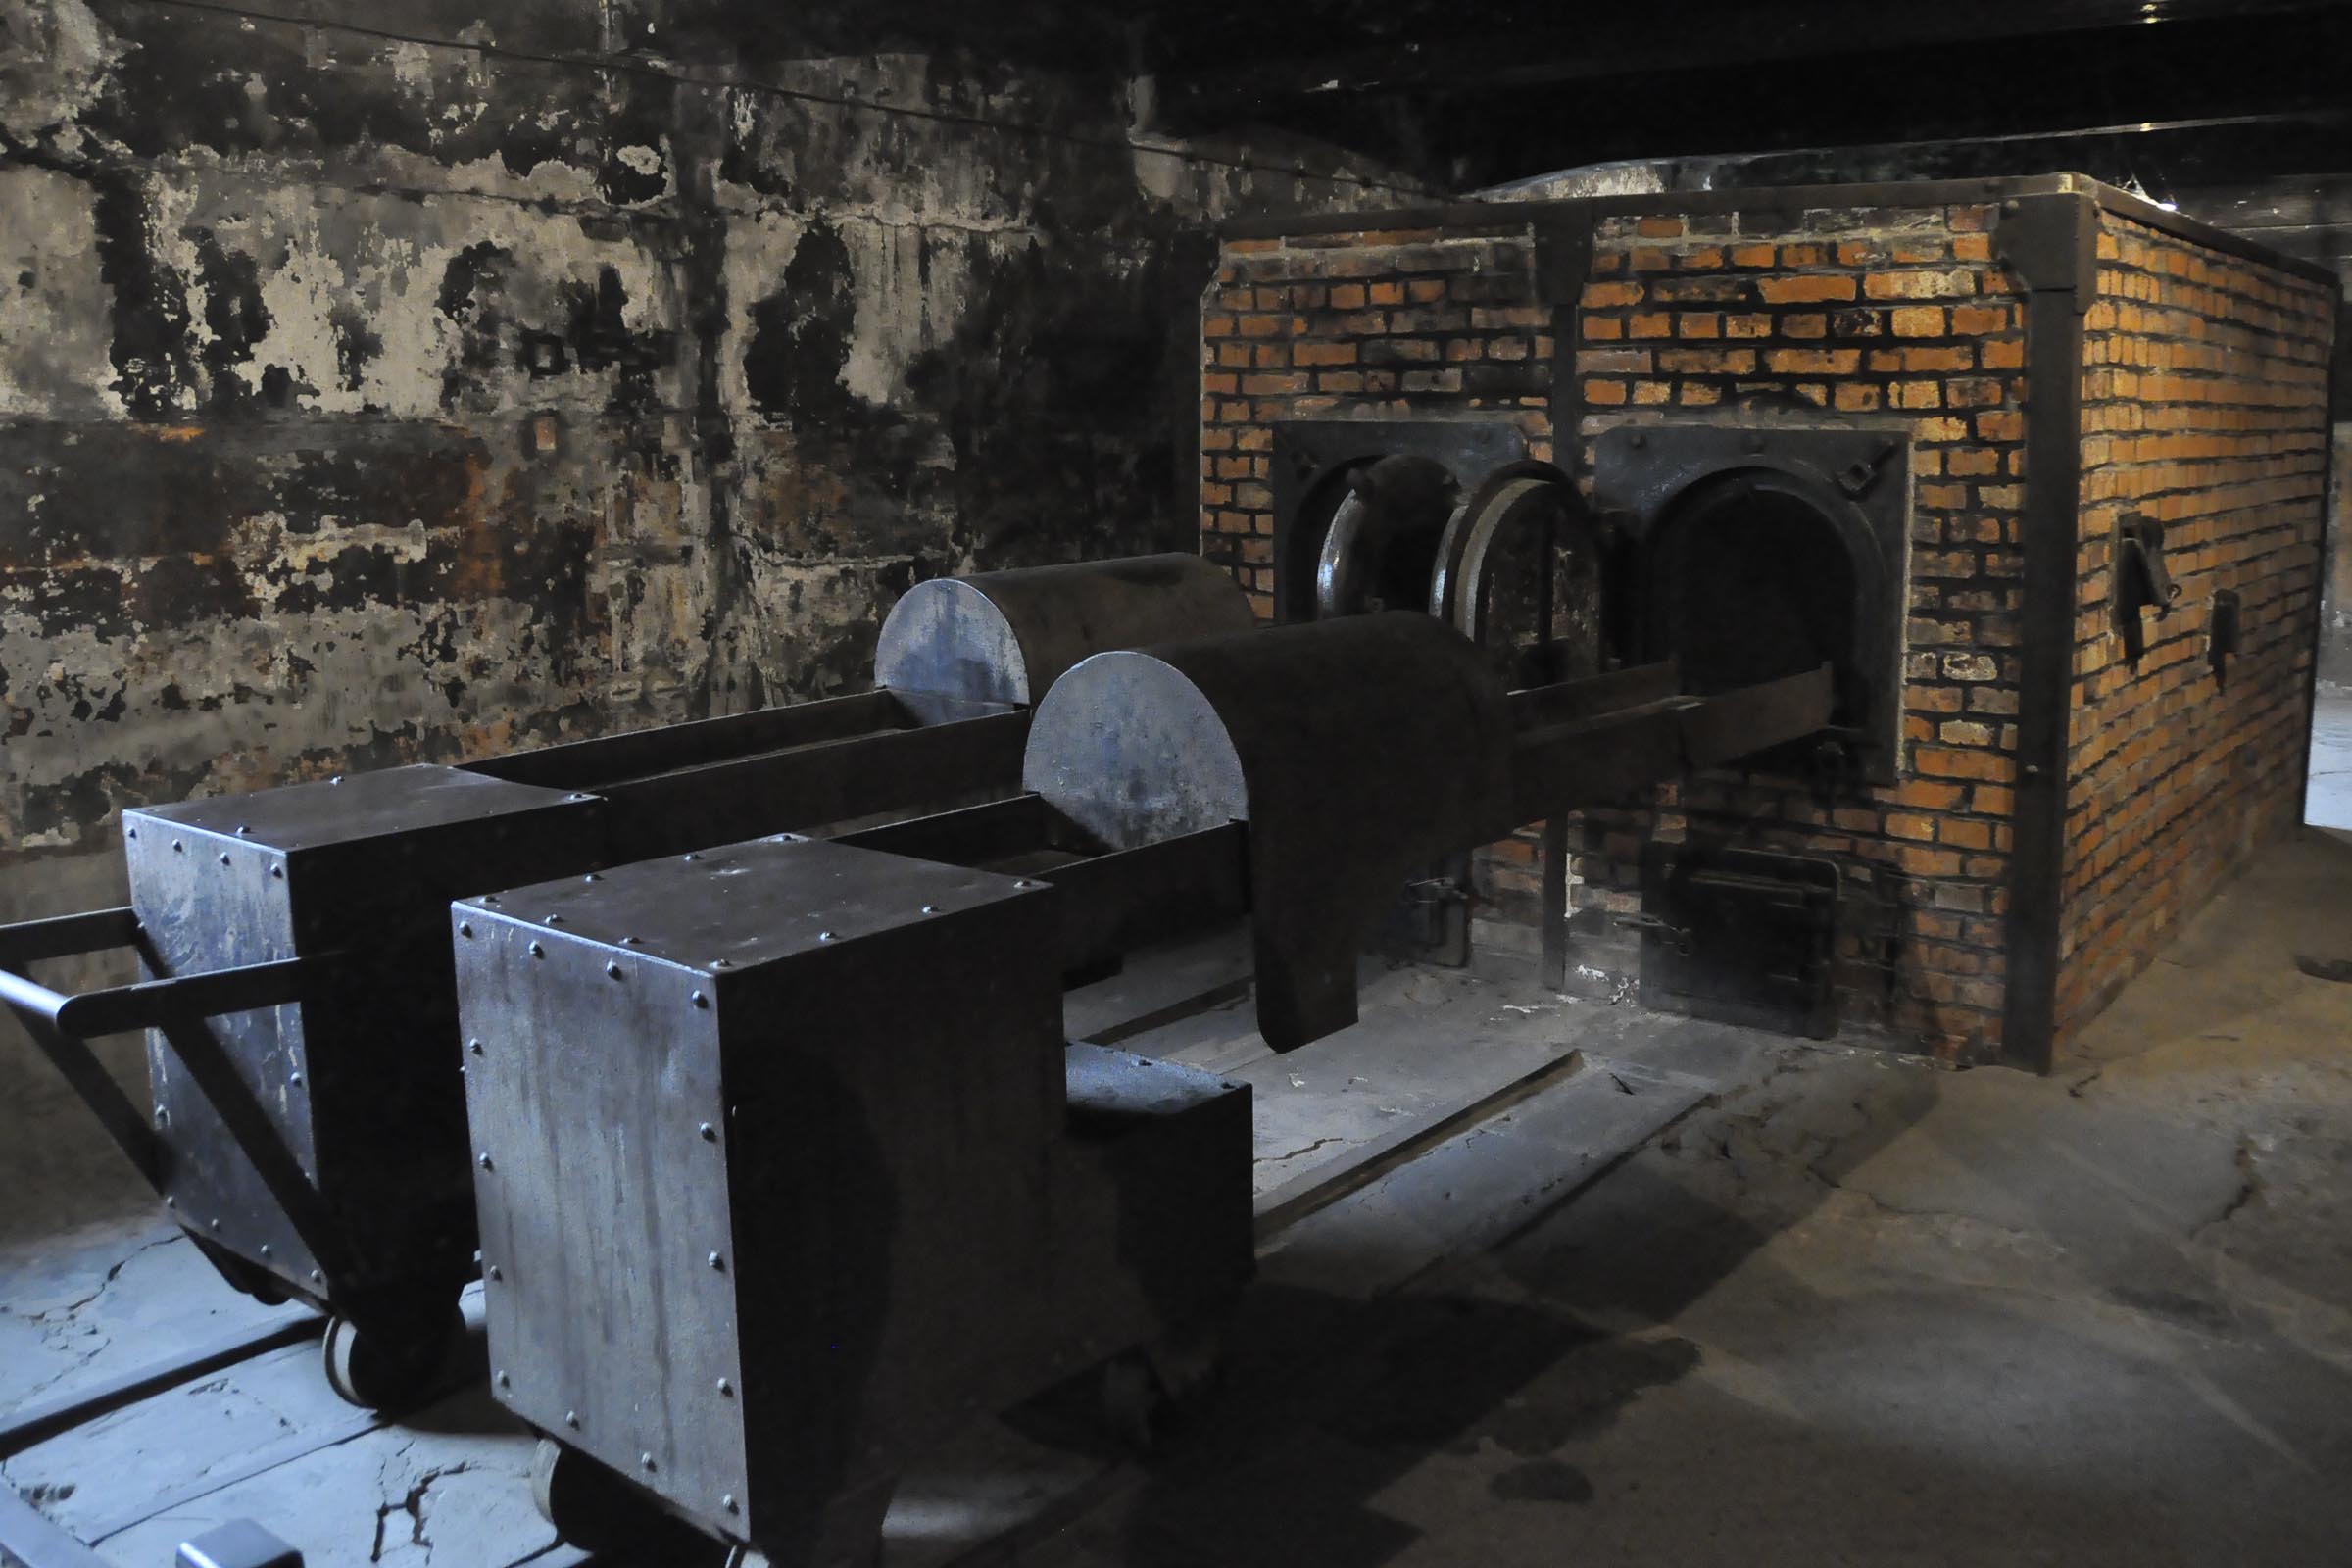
0, 0, 1396, 1225
2056, 214, 2335, 1034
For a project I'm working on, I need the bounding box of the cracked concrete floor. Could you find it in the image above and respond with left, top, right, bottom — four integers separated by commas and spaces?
1028, 826, 2352, 1568
8, 829, 2352, 1566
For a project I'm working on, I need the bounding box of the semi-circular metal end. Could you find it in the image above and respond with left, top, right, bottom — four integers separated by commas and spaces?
874, 554, 1257, 706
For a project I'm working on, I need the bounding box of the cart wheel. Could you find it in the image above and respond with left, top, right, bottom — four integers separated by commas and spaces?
189, 1236, 292, 1307
1099, 1316, 1229, 1454
531, 1440, 717, 1558
320, 1302, 465, 1411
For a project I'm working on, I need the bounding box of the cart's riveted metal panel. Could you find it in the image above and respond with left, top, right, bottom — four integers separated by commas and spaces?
457, 837, 1063, 1544
124, 765, 607, 1304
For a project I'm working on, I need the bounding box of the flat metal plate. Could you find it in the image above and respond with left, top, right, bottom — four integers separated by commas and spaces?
466, 835, 1048, 977
130, 764, 590, 852
123, 765, 608, 1306
461, 836, 1064, 1546
124, 825, 317, 1292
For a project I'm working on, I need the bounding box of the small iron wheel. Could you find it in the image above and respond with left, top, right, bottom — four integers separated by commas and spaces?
188, 1235, 292, 1307
319, 1302, 465, 1411
1099, 1316, 1229, 1454
531, 1440, 718, 1559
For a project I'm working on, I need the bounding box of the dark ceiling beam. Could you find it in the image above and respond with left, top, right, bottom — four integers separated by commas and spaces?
1155, 0, 2352, 115
1170, 6, 2352, 193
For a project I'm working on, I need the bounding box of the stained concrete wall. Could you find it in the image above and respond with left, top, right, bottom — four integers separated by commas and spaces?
0, 0, 1399, 1221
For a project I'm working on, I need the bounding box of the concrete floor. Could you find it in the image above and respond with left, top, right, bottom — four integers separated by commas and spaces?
1034, 826, 2352, 1568
6, 828, 2352, 1565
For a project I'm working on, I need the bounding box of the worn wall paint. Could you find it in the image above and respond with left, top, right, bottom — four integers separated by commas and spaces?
0, 0, 1402, 1209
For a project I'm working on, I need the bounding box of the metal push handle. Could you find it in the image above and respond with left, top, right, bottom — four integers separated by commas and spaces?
0, 906, 318, 1197
0, 906, 310, 1039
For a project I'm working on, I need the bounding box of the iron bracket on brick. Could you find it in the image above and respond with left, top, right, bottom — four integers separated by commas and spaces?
1992, 191, 2098, 312
1531, 212, 1596, 309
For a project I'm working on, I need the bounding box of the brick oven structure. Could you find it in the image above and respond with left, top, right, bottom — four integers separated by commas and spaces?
1197, 174, 2337, 1070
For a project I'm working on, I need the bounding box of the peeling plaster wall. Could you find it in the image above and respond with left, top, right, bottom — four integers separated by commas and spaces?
0, 0, 1400, 1212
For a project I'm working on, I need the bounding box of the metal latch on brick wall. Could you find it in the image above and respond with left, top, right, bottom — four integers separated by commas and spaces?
2112, 513, 2181, 668
2207, 588, 2241, 688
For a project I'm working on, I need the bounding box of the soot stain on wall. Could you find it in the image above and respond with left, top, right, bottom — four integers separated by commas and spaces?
0, 0, 1391, 884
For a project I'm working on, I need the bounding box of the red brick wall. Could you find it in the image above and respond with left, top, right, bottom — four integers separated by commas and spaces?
2055, 215, 2336, 1036
1569, 201, 2031, 1062
1198, 189, 2332, 1067
1199, 223, 1555, 616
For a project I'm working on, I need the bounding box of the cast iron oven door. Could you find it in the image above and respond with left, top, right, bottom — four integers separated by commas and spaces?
1639, 843, 1840, 1038
1592, 422, 1911, 784
1269, 418, 1527, 624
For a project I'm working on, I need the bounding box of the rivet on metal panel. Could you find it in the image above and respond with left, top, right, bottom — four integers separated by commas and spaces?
270, 866, 284, 880
329, 776, 342, 785
459, 922, 474, 938
708, 1251, 725, 1271
172, 840, 184, 853
1015, 880, 1042, 890
153, 1105, 169, 1127
482, 895, 500, 906
816, 931, 834, 943
209, 1217, 220, 1230
546, 914, 565, 925
690, 992, 709, 1009
564, 1410, 579, 1428
259, 1245, 271, 1259
698, 1122, 717, 1141
478, 1152, 494, 1170
309, 1270, 322, 1283
496, 1370, 510, 1389
621, 935, 642, 946
163, 1195, 175, 1207
467, 1038, 483, 1054
487, 1264, 502, 1281
606, 962, 622, 979
568, 793, 593, 802
218, 853, 231, 866
528, 943, 546, 958
919, 905, 937, 914
722, 1494, 739, 1514
640, 1453, 657, 1473
125, 827, 137, 840
289, 1072, 303, 1087
235, 825, 250, 835
712, 957, 733, 969
584, 872, 602, 882
715, 1377, 733, 1396
683, 852, 702, 861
